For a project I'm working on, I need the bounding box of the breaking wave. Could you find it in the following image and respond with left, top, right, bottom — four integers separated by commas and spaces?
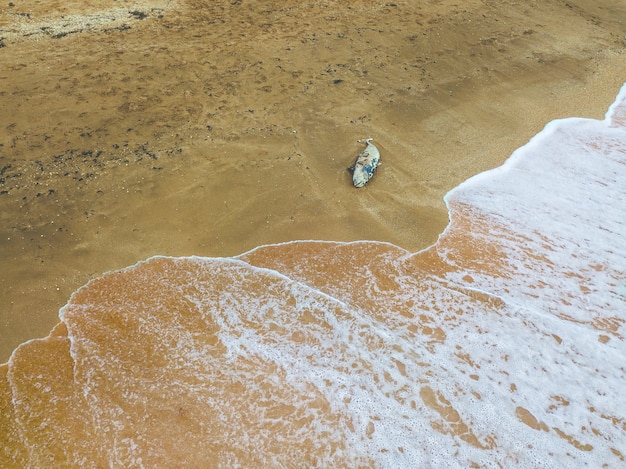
2, 85, 625, 467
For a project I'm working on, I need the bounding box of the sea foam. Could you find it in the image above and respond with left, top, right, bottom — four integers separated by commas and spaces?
1, 85, 625, 467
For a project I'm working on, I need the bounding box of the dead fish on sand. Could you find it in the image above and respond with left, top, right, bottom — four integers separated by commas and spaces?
347, 138, 380, 187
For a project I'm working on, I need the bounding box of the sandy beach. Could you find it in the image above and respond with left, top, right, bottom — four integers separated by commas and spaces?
1, 0, 625, 361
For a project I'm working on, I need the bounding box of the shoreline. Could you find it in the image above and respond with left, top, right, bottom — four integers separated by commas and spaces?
1, 0, 625, 361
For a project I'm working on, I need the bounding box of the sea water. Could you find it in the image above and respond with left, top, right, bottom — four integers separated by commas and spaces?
1, 85, 625, 467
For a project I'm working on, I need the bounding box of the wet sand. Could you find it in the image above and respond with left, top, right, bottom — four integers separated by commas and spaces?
1, 0, 625, 361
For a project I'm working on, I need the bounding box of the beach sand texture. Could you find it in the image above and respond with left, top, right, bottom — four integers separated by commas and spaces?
1, 0, 625, 359
1, 78, 624, 468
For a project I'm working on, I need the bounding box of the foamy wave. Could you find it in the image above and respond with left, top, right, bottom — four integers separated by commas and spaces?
1, 85, 625, 467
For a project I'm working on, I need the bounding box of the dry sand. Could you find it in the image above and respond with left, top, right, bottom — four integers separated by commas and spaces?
1, 0, 625, 361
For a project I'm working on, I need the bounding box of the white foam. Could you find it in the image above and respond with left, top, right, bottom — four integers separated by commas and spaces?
4, 86, 626, 467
